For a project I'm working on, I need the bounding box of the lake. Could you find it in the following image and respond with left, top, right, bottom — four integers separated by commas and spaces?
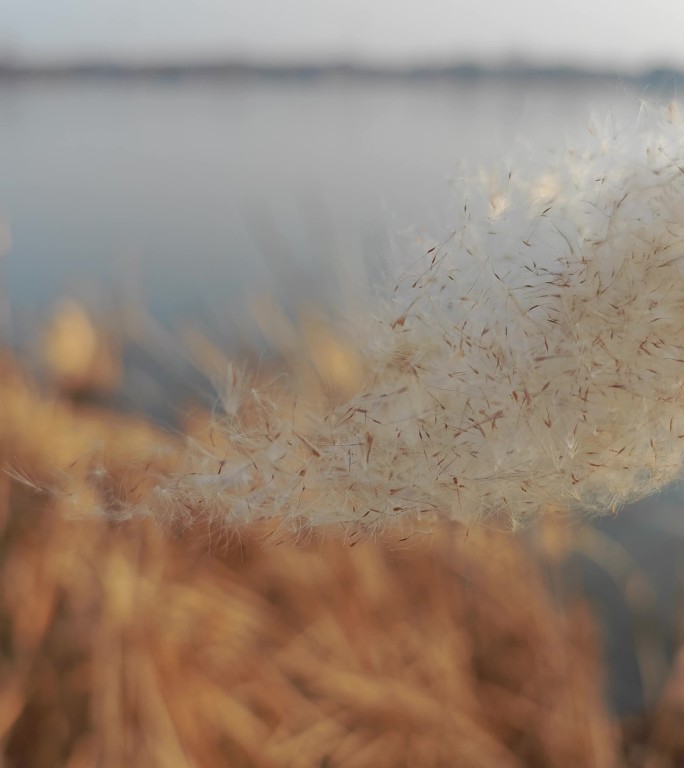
0, 75, 652, 332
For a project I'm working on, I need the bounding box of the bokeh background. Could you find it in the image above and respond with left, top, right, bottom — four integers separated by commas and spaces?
3, 1, 684, 759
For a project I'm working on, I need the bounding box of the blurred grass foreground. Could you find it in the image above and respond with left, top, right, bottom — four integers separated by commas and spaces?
4, 350, 684, 767
5, 102, 684, 766
0, 358, 639, 766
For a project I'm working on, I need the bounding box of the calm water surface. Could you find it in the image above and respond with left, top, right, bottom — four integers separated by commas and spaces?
0, 77, 646, 332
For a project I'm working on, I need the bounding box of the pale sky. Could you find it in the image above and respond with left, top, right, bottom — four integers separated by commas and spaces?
1, 0, 683, 70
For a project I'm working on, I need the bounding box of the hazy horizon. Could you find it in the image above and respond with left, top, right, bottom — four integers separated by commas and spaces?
2, 0, 684, 72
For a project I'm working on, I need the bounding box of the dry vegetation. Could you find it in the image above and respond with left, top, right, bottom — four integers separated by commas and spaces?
2, 355, 684, 767
151, 103, 684, 537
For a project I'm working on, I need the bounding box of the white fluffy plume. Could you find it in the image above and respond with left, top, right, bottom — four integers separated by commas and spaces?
151, 102, 684, 535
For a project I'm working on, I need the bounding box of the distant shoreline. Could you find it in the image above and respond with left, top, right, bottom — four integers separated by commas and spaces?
0, 59, 682, 88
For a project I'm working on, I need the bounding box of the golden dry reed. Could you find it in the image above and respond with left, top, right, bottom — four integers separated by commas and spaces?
0, 360, 622, 766
150, 103, 684, 536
